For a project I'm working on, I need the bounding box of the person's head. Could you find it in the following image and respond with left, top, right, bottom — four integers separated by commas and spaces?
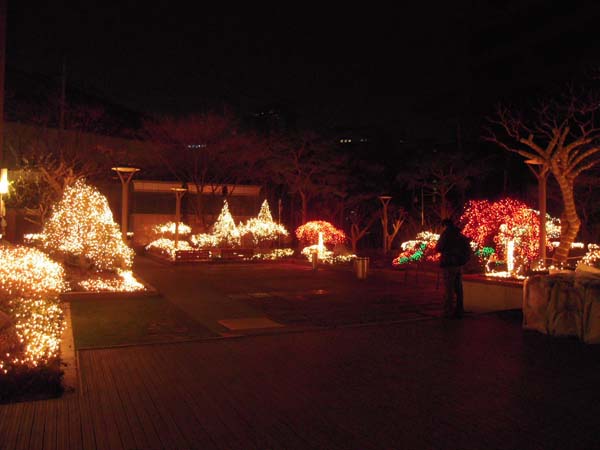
441, 218, 454, 228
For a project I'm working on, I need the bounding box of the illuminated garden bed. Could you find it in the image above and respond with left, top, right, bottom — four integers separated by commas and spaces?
145, 200, 294, 264
296, 221, 356, 265
0, 245, 66, 402
1, 180, 153, 401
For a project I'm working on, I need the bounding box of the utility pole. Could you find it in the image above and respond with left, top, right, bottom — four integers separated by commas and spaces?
59, 57, 66, 130
0, 0, 6, 239
0, 0, 7, 164
525, 159, 549, 268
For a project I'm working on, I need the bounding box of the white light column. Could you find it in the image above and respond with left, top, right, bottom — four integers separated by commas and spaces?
171, 187, 187, 249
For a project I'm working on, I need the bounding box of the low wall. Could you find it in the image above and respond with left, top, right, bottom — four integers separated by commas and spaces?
463, 275, 523, 313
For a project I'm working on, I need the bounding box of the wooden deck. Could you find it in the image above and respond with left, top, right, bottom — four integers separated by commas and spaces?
2, 315, 600, 450
0, 333, 373, 450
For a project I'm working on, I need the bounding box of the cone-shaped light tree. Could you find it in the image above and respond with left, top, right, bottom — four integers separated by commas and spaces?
212, 200, 241, 247
42, 179, 134, 270
240, 200, 288, 246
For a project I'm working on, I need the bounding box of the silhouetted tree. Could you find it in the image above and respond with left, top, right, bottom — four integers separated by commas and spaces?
266, 131, 347, 225
6, 117, 116, 226
143, 112, 265, 227
485, 89, 600, 263
396, 147, 484, 223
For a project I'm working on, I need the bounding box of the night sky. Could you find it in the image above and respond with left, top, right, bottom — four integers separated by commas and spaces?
6, 2, 600, 140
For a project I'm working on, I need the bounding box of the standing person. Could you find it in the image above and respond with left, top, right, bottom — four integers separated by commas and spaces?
435, 218, 470, 318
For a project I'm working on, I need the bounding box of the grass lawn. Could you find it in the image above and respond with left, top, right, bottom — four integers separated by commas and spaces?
69, 295, 217, 349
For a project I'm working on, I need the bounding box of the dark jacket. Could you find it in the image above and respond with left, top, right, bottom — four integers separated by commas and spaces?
435, 223, 469, 268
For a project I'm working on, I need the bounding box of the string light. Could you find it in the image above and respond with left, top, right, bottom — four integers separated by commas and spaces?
0, 246, 66, 374
300, 245, 356, 264
189, 233, 219, 248
41, 179, 134, 271
238, 200, 288, 245
78, 270, 145, 292
210, 200, 241, 247
152, 222, 192, 236
393, 231, 440, 266
295, 221, 346, 246
461, 198, 557, 275
0, 246, 66, 297
146, 238, 193, 259
579, 244, 600, 269
252, 248, 294, 260
147, 201, 293, 261
295, 221, 354, 264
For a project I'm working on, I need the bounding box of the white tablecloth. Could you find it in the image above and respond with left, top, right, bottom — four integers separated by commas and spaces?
523, 272, 600, 344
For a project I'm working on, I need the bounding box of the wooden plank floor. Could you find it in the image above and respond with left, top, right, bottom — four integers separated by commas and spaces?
2, 315, 600, 450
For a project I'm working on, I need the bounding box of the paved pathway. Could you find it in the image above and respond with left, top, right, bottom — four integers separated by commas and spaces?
133, 257, 445, 334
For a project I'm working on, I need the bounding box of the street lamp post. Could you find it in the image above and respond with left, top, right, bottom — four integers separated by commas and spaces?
0, 168, 7, 239
525, 159, 549, 268
378, 195, 392, 253
112, 166, 139, 241
171, 187, 187, 249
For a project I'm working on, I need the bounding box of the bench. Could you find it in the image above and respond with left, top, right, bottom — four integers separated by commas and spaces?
219, 248, 254, 260
174, 249, 211, 262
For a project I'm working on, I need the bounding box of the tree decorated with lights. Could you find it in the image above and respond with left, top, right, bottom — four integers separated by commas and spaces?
295, 220, 346, 246
42, 179, 134, 270
212, 200, 241, 247
239, 200, 288, 246
486, 89, 600, 263
460, 198, 546, 263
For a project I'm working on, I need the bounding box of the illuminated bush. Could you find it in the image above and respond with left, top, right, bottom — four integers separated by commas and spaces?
146, 238, 193, 259
42, 179, 134, 271
295, 220, 346, 246
460, 198, 547, 262
79, 270, 146, 292
189, 233, 219, 248
393, 231, 440, 266
151, 221, 192, 237
580, 244, 600, 269
211, 200, 241, 247
0, 246, 66, 300
239, 200, 288, 246
0, 246, 66, 374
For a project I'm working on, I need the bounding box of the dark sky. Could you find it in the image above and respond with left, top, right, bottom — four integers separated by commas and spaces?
6, 2, 600, 139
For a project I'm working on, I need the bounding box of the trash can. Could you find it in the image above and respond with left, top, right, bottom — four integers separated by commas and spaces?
355, 257, 369, 279
311, 250, 319, 271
